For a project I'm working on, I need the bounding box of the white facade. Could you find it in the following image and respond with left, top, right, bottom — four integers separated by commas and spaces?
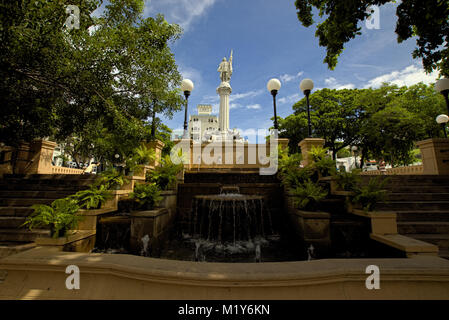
189, 105, 219, 142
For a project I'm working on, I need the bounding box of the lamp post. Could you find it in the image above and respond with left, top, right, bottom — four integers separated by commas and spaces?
300, 79, 314, 137
181, 79, 194, 138
435, 78, 449, 115
267, 79, 282, 130
436, 114, 449, 139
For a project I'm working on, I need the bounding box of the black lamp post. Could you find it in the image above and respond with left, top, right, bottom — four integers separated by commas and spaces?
300, 79, 314, 138
267, 78, 282, 130
436, 79, 449, 115
181, 79, 194, 138
436, 114, 449, 139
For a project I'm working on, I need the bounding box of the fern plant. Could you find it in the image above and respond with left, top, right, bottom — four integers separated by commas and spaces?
74, 184, 112, 210
352, 177, 389, 211
129, 182, 162, 210
307, 146, 336, 177
96, 168, 128, 190
22, 198, 82, 238
146, 155, 183, 190
292, 180, 328, 211
134, 145, 156, 165
335, 169, 361, 191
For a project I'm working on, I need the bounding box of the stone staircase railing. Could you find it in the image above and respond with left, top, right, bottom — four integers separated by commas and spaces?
51, 166, 85, 175
360, 165, 424, 176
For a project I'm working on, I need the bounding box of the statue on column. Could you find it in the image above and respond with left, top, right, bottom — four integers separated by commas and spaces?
218, 50, 233, 83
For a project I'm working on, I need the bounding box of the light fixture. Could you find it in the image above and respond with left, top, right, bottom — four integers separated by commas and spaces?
267, 79, 282, 130
300, 79, 314, 137
436, 114, 449, 138
181, 79, 194, 138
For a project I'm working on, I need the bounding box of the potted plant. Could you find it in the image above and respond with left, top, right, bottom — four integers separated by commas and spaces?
146, 155, 183, 191
129, 182, 162, 210
22, 198, 82, 238
308, 146, 337, 178
96, 168, 128, 190
351, 176, 389, 212
74, 184, 113, 210
134, 145, 156, 166
291, 179, 328, 211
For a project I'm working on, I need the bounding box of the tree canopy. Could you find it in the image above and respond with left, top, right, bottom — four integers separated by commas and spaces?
0, 0, 183, 164
294, 0, 449, 76
278, 83, 447, 166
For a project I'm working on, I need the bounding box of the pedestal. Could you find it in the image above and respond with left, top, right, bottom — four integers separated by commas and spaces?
298, 138, 325, 167
417, 138, 449, 175
28, 139, 57, 174
146, 139, 165, 167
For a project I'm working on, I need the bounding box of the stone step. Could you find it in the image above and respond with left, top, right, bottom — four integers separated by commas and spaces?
387, 193, 449, 201
398, 221, 449, 234
0, 190, 75, 199
409, 234, 449, 249
386, 186, 449, 193
0, 207, 35, 217
0, 228, 50, 242
360, 175, 449, 184
0, 217, 27, 229
0, 198, 56, 207
0, 242, 36, 259
0, 184, 89, 191
439, 249, 449, 260
376, 201, 449, 211
3, 174, 98, 180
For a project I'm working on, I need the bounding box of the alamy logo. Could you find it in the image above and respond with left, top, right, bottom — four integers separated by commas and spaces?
64, 5, 80, 30
365, 265, 380, 290
366, 6, 380, 30
65, 265, 80, 290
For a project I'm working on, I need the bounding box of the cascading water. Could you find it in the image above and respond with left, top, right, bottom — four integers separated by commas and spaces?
182, 185, 278, 262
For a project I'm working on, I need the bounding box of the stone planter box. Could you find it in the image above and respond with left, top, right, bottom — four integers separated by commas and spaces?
130, 208, 171, 257
351, 209, 397, 235
35, 230, 96, 252
159, 190, 177, 221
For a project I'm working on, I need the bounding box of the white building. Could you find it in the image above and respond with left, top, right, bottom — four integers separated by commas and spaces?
188, 105, 220, 142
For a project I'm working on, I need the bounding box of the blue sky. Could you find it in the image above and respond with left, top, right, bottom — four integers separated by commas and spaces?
141, 0, 439, 141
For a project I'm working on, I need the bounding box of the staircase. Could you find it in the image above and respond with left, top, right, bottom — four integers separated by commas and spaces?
0, 174, 97, 257
361, 175, 449, 259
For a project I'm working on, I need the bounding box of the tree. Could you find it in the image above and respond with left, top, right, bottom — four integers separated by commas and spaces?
0, 0, 183, 158
279, 88, 365, 159
294, 0, 449, 76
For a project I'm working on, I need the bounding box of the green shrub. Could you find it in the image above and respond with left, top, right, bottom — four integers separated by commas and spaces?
96, 168, 128, 189
129, 182, 162, 210
335, 169, 361, 191
352, 177, 389, 211
146, 155, 183, 190
307, 146, 336, 177
22, 198, 82, 238
291, 180, 328, 211
74, 184, 112, 210
133, 145, 156, 165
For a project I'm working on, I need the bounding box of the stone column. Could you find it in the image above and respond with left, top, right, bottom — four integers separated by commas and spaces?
417, 138, 449, 175
217, 82, 232, 132
146, 139, 165, 167
28, 139, 57, 174
299, 138, 325, 167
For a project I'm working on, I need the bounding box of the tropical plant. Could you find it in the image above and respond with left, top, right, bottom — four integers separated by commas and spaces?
352, 177, 389, 211
22, 198, 82, 238
74, 184, 112, 210
133, 145, 156, 165
308, 146, 337, 177
146, 155, 183, 190
335, 169, 361, 192
291, 180, 328, 211
129, 182, 162, 210
96, 169, 128, 190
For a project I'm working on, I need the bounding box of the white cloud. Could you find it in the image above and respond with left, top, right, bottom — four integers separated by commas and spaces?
325, 77, 355, 90
278, 93, 301, 105
246, 104, 261, 110
363, 64, 439, 89
145, 0, 217, 32
179, 65, 202, 87
280, 71, 304, 83
229, 89, 263, 102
